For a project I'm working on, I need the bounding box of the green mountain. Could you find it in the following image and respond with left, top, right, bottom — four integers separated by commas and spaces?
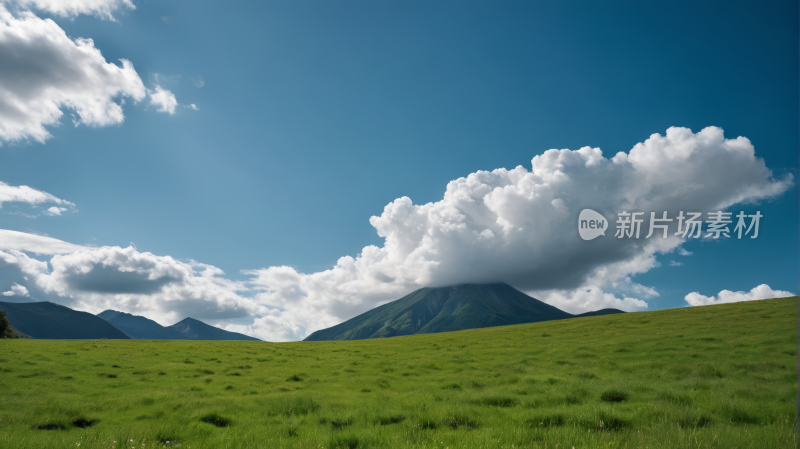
168, 317, 260, 341
0, 301, 130, 339
304, 283, 622, 341
97, 310, 184, 339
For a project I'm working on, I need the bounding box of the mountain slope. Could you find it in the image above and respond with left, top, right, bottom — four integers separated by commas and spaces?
168, 317, 260, 341
304, 283, 593, 341
0, 301, 129, 339
98, 310, 184, 339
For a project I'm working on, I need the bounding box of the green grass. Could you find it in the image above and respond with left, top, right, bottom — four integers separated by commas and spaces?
0, 297, 796, 448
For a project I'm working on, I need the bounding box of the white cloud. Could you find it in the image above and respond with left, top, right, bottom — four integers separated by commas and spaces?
187, 104, 199, 111
669, 260, 683, 267
685, 284, 794, 306
4, 0, 134, 20
191, 76, 204, 88
0, 181, 74, 209
0, 5, 147, 143
0, 229, 86, 254
148, 85, 177, 114
243, 126, 791, 340
678, 247, 693, 256
1, 282, 29, 296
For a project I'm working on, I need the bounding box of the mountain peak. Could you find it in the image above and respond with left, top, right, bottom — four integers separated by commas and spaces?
168, 317, 259, 341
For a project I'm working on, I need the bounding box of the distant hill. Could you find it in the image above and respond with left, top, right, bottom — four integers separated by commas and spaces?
305, 283, 622, 341
573, 308, 626, 318
98, 310, 259, 341
168, 317, 260, 341
98, 310, 184, 339
0, 301, 130, 339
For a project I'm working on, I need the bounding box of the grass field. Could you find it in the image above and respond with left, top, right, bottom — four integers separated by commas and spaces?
0, 297, 796, 449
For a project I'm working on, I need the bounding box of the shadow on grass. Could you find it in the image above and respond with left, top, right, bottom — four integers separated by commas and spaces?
200, 413, 232, 427
376, 415, 405, 425
600, 389, 628, 403
471, 396, 519, 407
329, 435, 360, 449
448, 413, 480, 429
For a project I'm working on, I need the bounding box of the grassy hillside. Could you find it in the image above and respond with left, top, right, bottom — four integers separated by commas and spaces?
0, 297, 795, 449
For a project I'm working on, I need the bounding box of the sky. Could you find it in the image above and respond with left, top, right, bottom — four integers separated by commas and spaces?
0, 0, 797, 341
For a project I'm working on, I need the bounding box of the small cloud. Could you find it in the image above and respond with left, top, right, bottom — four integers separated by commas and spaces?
44, 206, 68, 216
153, 73, 181, 84
160, 16, 171, 24
148, 85, 178, 114
2, 283, 30, 297
679, 247, 693, 256
187, 104, 199, 111
669, 260, 683, 267
192, 76, 204, 88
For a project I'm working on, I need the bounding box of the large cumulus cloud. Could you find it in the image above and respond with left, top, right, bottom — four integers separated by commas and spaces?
0, 127, 791, 340
242, 126, 791, 340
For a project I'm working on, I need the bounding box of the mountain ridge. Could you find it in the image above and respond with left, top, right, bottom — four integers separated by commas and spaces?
97, 310, 184, 340
98, 310, 259, 341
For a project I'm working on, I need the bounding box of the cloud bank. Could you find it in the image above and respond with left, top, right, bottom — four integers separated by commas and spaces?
685, 284, 793, 306
0, 127, 791, 340
0, 244, 262, 325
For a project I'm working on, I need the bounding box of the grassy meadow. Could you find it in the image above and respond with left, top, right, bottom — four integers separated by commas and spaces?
0, 297, 796, 449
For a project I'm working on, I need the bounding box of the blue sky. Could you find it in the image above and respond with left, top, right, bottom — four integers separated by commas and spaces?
0, 0, 797, 340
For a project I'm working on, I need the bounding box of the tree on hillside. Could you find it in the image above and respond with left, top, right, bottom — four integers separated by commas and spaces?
0, 311, 8, 335
0, 311, 16, 338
